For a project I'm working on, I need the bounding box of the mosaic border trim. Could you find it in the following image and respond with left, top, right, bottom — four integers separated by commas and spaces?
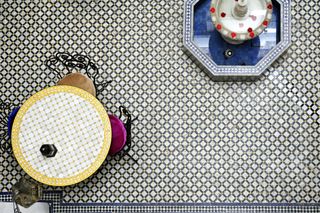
183, 0, 291, 77
1, 192, 320, 213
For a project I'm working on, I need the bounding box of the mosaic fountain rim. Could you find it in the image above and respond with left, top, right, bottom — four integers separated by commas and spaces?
183, 0, 292, 77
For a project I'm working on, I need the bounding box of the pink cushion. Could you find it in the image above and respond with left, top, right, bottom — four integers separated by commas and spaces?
108, 114, 127, 155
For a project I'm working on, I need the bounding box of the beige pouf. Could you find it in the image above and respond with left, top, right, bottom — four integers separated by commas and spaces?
57, 73, 96, 97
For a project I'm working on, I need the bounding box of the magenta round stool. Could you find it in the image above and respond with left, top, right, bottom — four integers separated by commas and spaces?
108, 114, 127, 155
108, 106, 137, 163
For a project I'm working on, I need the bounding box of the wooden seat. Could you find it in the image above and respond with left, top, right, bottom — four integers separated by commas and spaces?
57, 73, 96, 97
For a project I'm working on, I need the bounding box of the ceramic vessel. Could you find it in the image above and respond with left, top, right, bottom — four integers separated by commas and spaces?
210, 0, 273, 44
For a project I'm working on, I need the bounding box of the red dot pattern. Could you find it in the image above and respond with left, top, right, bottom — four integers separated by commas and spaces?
210, 1, 272, 40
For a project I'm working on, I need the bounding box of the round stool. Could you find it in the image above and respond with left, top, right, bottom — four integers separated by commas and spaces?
57, 72, 96, 97
108, 114, 127, 155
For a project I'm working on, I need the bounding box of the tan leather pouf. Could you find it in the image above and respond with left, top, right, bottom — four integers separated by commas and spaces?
57, 73, 96, 97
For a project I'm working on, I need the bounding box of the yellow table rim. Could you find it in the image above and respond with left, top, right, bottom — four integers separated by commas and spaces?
11, 85, 112, 186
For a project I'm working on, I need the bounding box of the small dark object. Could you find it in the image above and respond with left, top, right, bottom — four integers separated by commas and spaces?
40, 144, 57, 157
117, 106, 138, 163
12, 177, 42, 210
224, 49, 233, 58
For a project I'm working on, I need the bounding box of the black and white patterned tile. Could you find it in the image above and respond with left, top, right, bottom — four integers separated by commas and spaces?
1, 192, 320, 213
0, 0, 319, 212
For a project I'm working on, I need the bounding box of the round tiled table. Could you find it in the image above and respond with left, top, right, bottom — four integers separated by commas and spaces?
11, 86, 112, 186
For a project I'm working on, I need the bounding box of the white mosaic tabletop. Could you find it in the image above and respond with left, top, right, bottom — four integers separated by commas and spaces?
11, 86, 111, 186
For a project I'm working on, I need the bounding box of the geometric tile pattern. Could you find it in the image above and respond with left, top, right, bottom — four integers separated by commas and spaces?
1, 192, 320, 213
0, 1, 319, 212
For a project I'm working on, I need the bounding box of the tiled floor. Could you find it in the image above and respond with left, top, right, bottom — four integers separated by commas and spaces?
0, 0, 319, 212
